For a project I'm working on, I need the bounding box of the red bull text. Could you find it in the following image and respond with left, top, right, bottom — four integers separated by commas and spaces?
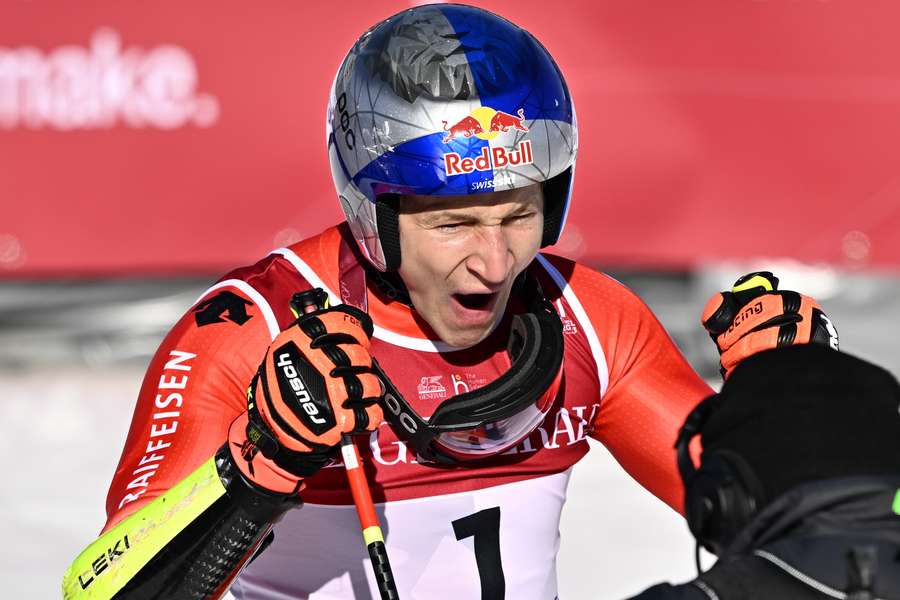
443, 140, 533, 176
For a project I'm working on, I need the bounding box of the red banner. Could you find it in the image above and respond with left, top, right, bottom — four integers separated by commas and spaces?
3, 1, 900, 276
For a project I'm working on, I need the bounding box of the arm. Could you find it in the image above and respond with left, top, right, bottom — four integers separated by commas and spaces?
565, 265, 712, 513
63, 284, 275, 598
578, 269, 834, 513
63, 287, 383, 599
103, 286, 271, 529
590, 298, 711, 513
62, 443, 297, 599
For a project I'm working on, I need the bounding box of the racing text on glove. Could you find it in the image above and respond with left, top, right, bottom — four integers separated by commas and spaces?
701, 271, 839, 378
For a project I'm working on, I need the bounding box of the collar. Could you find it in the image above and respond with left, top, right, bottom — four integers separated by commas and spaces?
726, 475, 900, 557
363, 263, 413, 307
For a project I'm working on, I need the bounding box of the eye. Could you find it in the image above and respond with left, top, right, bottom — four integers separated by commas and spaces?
435, 218, 476, 232
507, 212, 536, 224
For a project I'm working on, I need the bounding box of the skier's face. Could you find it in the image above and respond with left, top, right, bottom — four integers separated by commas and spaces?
397, 184, 545, 348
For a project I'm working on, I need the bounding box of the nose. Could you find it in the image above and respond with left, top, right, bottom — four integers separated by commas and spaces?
465, 226, 514, 286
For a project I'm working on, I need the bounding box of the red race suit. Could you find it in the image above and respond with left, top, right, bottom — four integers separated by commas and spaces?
103, 224, 712, 599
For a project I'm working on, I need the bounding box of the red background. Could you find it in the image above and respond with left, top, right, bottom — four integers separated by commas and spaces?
3, 0, 900, 276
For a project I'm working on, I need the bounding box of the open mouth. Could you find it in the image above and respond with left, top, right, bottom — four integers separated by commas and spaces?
453, 292, 496, 311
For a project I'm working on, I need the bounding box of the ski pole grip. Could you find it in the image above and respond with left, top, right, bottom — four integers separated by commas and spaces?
290, 288, 330, 316
730, 271, 779, 307
367, 539, 400, 600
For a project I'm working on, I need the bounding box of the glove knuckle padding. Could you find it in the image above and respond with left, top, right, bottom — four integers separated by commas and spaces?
311, 310, 373, 347
720, 328, 779, 374
357, 373, 383, 398
364, 403, 384, 431
786, 294, 821, 345
332, 343, 374, 369
353, 373, 385, 431
701, 292, 737, 335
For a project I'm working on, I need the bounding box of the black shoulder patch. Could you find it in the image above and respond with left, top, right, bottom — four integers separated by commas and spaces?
194, 291, 253, 327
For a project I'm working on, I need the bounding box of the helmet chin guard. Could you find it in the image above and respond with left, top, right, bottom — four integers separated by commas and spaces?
374, 274, 564, 464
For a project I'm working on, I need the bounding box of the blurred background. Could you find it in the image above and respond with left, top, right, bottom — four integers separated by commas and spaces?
3, 0, 900, 598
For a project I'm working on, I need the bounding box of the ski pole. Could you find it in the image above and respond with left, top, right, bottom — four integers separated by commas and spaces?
292, 289, 399, 600
340, 434, 399, 600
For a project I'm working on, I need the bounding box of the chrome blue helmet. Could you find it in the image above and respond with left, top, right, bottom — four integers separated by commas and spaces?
327, 4, 577, 271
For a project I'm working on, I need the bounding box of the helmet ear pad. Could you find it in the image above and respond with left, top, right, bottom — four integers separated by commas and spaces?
375, 194, 402, 271
685, 449, 764, 555
541, 167, 573, 247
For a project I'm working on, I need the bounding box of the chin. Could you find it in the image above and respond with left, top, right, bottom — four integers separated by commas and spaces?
440, 328, 491, 349
436, 315, 500, 349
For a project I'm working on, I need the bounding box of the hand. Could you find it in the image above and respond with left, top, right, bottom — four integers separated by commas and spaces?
701, 271, 839, 378
228, 302, 384, 494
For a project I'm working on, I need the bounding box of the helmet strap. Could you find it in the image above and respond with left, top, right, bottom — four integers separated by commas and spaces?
541, 169, 573, 247
365, 264, 412, 306
375, 194, 402, 270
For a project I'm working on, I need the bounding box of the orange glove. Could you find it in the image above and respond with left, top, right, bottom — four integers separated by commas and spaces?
228, 300, 383, 494
701, 272, 839, 378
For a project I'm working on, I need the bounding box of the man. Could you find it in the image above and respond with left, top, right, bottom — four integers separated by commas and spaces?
62, 5, 835, 599
628, 345, 900, 599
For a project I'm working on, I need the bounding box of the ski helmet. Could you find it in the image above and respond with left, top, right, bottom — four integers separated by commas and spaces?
327, 4, 578, 271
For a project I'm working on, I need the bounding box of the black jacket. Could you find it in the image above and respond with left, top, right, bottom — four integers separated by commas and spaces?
627, 477, 900, 600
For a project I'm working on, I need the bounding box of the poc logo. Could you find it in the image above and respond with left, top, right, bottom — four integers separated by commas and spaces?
384, 393, 418, 435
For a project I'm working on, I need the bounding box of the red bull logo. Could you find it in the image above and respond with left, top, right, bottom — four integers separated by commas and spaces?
441, 106, 532, 175
441, 114, 484, 143
441, 107, 528, 143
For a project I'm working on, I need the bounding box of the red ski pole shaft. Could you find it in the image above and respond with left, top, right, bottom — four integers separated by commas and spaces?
292, 289, 399, 599
340, 435, 399, 600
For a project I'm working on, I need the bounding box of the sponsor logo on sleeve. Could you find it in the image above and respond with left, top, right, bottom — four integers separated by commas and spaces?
194, 291, 253, 327
117, 350, 195, 510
